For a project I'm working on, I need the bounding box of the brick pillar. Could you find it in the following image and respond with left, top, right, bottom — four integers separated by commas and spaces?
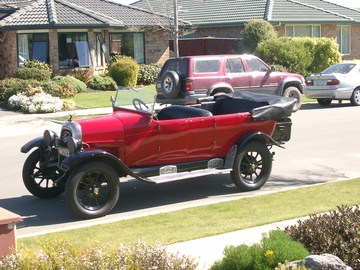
145, 30, 169, 64
49, 29, 60, 76
0, 208, 21, 257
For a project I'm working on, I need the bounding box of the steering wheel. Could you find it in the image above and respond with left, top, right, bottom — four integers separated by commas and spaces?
133, 98, 149, 111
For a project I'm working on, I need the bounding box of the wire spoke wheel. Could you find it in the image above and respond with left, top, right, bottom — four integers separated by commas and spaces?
66, 162, 120, 219
22, 148, 65, 198
231, 142, 272, 191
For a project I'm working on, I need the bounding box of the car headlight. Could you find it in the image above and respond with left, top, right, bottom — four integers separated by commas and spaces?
67, 137, 82, 154
43, 130, 57, 146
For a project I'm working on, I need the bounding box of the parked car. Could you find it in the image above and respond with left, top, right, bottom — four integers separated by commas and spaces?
21, 89, 296, 219
304, 62, 360, 106
156, 54, 305, 111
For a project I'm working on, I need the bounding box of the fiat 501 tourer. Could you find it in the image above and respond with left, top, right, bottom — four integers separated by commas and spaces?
21, 89, 296, 219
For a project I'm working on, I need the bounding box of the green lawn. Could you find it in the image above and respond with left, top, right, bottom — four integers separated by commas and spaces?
18, 178, 360, 249
73, 85, 156, 108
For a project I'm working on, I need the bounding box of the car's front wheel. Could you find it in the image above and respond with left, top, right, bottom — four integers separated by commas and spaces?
65, 161, 120, 219
231, 142, 272, 191
283, 86, 301, 111
22, 148, 65, 198
317, 98, 332, 106
350, 88, 360, 106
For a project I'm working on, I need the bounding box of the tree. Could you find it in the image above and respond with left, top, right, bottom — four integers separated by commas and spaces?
240, 19, 277, 53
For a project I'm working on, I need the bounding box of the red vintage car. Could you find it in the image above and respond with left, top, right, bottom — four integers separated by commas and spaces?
21, 89, 295, 219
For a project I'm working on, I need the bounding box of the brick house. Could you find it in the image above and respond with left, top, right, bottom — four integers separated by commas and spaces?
132, 0, 360, 60
0, 0, 190, 79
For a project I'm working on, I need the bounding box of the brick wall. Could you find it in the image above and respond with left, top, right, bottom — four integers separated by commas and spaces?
348, 25, 360, 60
0, 30, 17, 79
145, 30, 169, 64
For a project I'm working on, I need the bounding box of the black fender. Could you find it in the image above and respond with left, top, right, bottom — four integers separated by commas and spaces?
224, 132, 281, 169
21, 137, 43, 153
236, 132, 282, 150
60, 150, 156, 184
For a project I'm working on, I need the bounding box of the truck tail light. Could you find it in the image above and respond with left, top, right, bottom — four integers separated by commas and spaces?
185, 79, 193, 91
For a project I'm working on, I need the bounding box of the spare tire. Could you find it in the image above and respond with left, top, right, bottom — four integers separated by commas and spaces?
161, 71, 181, 99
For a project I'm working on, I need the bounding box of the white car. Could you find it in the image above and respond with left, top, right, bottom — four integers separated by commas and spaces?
304, 62, 360, 106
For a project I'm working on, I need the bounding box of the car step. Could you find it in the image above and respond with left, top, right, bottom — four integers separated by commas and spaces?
148, 168, 232, 184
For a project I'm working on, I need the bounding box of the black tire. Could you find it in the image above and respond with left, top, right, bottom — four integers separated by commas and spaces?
283, 86, 302, 112
317, 98, 332, 106
230, 142, 272, 191
65, 161, 120, 219
350, 88, 360, 106
161, 71, 180, 99
22, 148, 65, 198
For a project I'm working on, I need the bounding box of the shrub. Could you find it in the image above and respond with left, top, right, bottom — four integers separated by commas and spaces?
7, 87, 63, 113
0, 239, 198, 270
73, 69, 92, 84
0, 78, 41, 100
12, 67, 52, 81
62, 98, 77, 111
210, 230, 309, 270
109, 56, 139, 87
284, 205, 360, 270
137, 63, 162, 85
255, 37, 341, 76
255, 37, 312, 75
87, 74, 118, 90
240, 19, 277, 53
24, 59, 52, 74
302, 37, 342, 73
52, 75, 87, 94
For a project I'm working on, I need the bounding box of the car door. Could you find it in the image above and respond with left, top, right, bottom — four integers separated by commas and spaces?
244, 57, 279, 95
157, 116, 215, 164
225, 57, 251, 91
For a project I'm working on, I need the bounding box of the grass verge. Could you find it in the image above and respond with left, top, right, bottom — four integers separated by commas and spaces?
73, 85, 156, 108
18, 178, 360, 249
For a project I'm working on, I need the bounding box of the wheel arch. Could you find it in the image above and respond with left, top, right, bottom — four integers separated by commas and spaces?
61, 150, 132, 180
207, 84, 234, 96
21, 137, 43, 153
236, 132, 280, 150
278, 80, 303, 95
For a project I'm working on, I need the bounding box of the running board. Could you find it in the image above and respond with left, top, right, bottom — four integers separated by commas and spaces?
148, 168, 232, 184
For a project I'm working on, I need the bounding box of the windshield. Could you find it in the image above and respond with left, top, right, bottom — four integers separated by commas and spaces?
113, 87, 157, 113
322, 63, 356, 74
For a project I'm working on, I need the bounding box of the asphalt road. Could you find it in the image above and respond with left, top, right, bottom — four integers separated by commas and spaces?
1, 101, 360, 237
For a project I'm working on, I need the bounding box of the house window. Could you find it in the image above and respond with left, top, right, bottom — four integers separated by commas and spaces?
58, 33, 92, 68
285, 25, 321, 37
109, 32, 144, 64
94, 33, 103, 67
17, 33, 49, 66
337, 26, 350, 55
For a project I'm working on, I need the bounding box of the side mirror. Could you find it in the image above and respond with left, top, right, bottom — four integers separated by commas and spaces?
271, 66, 276, 72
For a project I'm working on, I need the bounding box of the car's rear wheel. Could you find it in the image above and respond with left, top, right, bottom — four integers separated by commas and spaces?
161, 71, 180, 99
23, 148, 65, 198
65, 161, 120, 219
350, 88, 360, 106
231, 142, 272, 191
317, 98, 332, 106
283, 86, 301, 112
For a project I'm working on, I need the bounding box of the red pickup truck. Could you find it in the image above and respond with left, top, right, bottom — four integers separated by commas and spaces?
156, 54, 305, 111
